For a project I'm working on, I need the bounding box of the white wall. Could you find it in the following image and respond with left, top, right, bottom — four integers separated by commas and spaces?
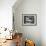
0, 0, 16, 30
13, 0, 41, 46
41, 0, 46, 46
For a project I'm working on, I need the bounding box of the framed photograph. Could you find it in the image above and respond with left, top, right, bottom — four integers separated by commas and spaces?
22, 14, 37, 26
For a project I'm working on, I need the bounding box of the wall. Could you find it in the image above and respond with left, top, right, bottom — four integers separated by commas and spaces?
13, 0, 41, 46
0, 0, 16, 30
41, 0, 46, 46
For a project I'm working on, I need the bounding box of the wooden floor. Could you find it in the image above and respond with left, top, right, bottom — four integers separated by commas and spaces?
0, 33, 23, 46
0, 39, 16, 46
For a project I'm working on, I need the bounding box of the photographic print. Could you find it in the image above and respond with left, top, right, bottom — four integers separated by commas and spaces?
22, 14, 37, 26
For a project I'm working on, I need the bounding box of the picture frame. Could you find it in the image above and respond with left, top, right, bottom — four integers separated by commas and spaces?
22, 14, 37, 26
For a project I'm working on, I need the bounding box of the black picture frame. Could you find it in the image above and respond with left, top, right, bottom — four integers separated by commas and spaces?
22, 14, 37, 26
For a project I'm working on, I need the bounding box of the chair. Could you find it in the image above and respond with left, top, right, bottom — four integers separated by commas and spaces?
13, 33, 23, 46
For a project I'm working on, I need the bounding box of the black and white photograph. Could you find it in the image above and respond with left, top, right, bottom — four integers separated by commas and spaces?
22, 14, 37, 26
